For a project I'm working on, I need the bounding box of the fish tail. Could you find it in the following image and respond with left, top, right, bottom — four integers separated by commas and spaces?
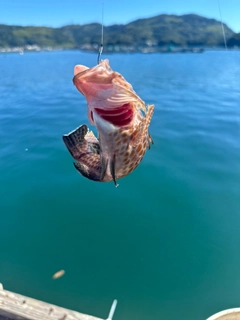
62, 124, 88, 160
63, 125, 110, 182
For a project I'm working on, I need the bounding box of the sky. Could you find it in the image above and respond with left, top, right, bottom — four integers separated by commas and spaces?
0, 0, 240, 33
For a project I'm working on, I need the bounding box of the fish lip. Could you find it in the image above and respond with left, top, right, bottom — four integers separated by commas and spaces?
72, 59, 113, 85
72, 68, 91, 95
72, 67, 91, 85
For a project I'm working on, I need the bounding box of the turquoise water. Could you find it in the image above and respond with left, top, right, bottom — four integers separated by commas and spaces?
0, 50, 239, 320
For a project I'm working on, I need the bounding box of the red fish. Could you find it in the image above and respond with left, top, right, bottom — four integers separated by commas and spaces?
63, 59, 154, 186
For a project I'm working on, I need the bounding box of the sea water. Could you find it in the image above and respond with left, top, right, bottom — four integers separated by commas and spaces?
0, 50, 239, 320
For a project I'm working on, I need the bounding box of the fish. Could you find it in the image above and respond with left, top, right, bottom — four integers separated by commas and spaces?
63, 59, 154, 186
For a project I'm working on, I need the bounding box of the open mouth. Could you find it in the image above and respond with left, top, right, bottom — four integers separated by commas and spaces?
95, 103, 133, 127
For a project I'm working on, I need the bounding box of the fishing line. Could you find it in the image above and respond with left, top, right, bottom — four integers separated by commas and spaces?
217, 3, 240, 138
97, 2, 104, 64
217, 0, 227, 50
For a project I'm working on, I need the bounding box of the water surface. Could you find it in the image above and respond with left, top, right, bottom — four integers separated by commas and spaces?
0, 50, 239, 320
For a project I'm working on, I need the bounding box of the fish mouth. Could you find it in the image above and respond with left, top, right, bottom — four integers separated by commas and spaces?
95, 103, 134, 127
72, 60, 139, 103
73, 60, 142, 127
73, 60, 114, 87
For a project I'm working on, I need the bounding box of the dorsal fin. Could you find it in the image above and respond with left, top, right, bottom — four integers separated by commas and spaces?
130, 104, 154, 148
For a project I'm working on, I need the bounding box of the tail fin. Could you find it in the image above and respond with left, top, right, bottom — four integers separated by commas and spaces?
63, 124, 108, 182
63, 125, 88, 160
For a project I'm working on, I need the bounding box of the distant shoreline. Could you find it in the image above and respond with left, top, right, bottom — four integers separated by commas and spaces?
1, 46, 239, 55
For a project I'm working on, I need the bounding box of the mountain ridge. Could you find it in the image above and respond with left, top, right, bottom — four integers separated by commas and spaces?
0, 14, 239, 51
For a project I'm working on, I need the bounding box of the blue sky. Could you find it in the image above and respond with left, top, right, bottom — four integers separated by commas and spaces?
1, 0, 240, 32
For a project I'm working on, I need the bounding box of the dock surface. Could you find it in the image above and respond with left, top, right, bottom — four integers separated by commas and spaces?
0, 284, 103, 320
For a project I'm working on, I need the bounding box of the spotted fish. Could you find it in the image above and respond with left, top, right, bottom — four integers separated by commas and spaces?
63, 59, 154, 186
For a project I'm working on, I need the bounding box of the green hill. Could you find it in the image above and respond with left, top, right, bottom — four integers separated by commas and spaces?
121, 14, 233, 46
0, 14, 237, 51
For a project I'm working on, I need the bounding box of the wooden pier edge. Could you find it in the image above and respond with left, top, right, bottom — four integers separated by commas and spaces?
0, 283, 103, 320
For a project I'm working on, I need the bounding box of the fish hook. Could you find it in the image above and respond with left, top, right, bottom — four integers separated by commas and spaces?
97, 44, 103, 64
97, 2, 104, 64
